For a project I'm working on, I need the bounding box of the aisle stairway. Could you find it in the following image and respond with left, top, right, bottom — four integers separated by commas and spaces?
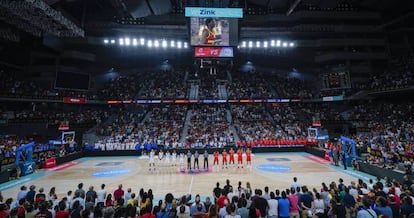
180, 110, 192, 143
189, 84, 199, 100
218, 84, 228, 99
226, 109, 240, 143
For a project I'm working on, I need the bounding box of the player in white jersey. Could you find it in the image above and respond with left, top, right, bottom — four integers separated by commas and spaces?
179, 152, 185, 171
149, 149, 155, 171
158, 149, 164, 170
158, 149, 164, 161
165, 150, 171, 166
171, 150, 177, 166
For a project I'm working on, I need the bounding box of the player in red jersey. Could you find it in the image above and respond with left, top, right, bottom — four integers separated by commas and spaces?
222, 149, 228, 167
229, 148, 235, 165
246, 148, 252, 169
213, 150, 219, 166
237, 148, 243, 168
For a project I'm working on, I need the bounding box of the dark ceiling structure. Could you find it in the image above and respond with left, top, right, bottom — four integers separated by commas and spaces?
0, 0, 413, 72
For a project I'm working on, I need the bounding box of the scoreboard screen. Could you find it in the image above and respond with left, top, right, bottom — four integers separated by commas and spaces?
190, 17, 238, 46
194, 46, 234, 58
185, 7, 242, 47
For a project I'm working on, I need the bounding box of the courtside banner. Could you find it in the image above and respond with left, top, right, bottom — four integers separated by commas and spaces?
185, 7, 243, 18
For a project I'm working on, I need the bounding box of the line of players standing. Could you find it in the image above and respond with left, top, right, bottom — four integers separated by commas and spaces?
147, 147, 252, 172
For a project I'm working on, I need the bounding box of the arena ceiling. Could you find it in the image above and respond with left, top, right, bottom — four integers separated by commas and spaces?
43, 0, 414, 35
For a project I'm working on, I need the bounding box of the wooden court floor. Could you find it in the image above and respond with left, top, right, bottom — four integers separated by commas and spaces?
0, 152, 374, 201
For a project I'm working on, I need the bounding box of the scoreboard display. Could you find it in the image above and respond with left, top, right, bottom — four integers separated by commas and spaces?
189, 17, 238, 46
194, 46, 234, 58
321, 71, 351, 90
186, 7, 242, 51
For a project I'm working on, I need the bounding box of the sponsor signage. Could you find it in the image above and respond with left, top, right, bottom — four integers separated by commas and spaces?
19, 162, 35, 176
63, 97, 86, 104
58, 122, 69, 131
312, 120, 322, 127
322, 95, 344, 101
43, 157, 57, 168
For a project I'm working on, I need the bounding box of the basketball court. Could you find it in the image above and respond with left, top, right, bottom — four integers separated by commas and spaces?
0, 152, 376, 202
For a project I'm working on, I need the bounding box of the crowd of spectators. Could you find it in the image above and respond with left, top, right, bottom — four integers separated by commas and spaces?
198, 81, 218, 100
191, 72, 226, 100
342, 101, 414, 170
0, 70, 50, 99
267, 104, 309, 140
136, 105, 186, 148
298, 103, 344, 123
85, 102, 351, 150
230, 105, 288, 144
0, 135, 32, 158
2, 174, 414, 218
0, 104, 111, 159
87, 100, 414, 154
138, 72, 187, 100
95, 105, 187, 150
268, 76, 314, 99
0, 133, 72, 170
350, 56, 414, 94
98, 74, 148, 100
186, 105, 234, 148
0, 70, 98, 100
206, 176, 414, 218
96, 106, 148, 142
0, 104, 111, 128
3, 58, 414, 102
369, 56, 414, 91
227, 74, 274, 99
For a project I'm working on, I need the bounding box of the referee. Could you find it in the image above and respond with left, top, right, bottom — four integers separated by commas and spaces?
194, 150, 200, 169
203, 150, 209, 169
187, 150, 192, 170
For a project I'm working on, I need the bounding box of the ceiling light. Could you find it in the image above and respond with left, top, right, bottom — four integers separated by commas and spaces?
124, 37, 130, 46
